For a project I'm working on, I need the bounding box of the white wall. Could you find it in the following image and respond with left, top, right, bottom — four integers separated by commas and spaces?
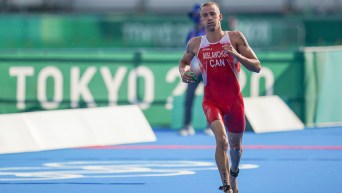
0, 105, 157, 154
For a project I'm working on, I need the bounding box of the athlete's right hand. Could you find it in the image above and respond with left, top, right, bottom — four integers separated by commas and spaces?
181, 70, 197, 83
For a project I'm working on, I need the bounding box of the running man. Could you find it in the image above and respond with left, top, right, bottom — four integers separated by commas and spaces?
178, 2, 261, 193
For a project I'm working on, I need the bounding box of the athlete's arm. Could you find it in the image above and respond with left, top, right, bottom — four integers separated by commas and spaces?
179, 37, 199, 83
224, 31, 261, 73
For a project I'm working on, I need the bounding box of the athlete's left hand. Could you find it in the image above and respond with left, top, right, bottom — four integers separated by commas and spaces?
223, 44, 239, 57
181, 70, 197, 83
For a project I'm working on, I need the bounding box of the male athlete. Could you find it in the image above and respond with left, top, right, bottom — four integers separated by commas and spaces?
178, 2, 261, 193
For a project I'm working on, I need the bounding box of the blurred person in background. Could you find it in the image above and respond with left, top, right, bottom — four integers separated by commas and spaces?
178, 2, 261, 193
179, 3, 214, 137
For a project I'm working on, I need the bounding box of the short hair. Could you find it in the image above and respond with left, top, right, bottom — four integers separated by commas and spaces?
200, 2, 221, 11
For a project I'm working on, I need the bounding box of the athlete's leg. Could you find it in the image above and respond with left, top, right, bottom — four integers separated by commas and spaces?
224, 99, 245, 193
228, 132, 243, 172
210, 120, 232, 193
203, 101, 232, 192
228, 132, 243, 193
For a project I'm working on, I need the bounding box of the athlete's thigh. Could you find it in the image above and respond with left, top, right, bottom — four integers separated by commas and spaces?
223, 101, 245, 133
210, 119, 227, 140
202, 100, 222, 125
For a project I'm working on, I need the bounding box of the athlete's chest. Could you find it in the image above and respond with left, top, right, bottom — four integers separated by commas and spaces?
198, 44, 235, 71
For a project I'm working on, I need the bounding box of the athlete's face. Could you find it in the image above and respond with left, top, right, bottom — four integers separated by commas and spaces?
200, 5, 222, 32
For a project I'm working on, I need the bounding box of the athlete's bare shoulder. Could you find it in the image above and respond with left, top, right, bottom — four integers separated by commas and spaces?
228, 30, 242, 37
228, 30, 247, 45
190, 36, 202, 43
187, 36, 202, 55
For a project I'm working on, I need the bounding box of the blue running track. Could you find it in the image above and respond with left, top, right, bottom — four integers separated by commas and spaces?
0, 126, 341, 193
